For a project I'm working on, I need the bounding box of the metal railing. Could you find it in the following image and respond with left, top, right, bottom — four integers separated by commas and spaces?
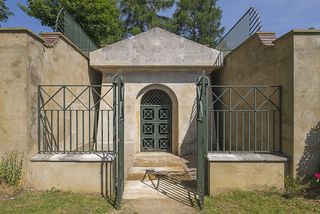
215, 7, 262, 56
208, 86, 281, 153
38, 85, 112, 153
55, 8, 98, 55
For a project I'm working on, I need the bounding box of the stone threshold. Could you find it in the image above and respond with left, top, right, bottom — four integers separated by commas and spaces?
207, 152, 288, 162
31, 152, 115, 162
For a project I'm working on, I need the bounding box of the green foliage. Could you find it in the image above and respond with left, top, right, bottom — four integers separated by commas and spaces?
0, 189, 113, 213
172, 0, 224, 47
0, 0, 13, 25
0, 152, 23, 187
284, 176, 309, 198
205, 190, 320, 214
18, 0, 123, 46
19, 0, 224, 47
119, 0, 175, 36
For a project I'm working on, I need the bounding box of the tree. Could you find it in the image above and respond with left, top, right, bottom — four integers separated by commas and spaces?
119, 0, 175, 36
0, 0, 13, 26
18, 0, 123, 46
172, 0, 224, 47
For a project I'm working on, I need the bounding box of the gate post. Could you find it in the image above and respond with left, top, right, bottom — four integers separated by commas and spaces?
196, 75, 209, 209
112, 74, 125, 209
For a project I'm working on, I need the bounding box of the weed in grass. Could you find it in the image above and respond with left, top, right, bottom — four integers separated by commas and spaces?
0, 151, 23, 187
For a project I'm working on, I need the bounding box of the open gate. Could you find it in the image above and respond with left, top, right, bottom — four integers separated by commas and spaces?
38, 75, 124, 209
196, 76, 209, 209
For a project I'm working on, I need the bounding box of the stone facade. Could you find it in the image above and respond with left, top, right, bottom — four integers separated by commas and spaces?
213, 30, 320, 178
0, 29, 101, 188
0, 27, 319, 196
90, 28, 220, 179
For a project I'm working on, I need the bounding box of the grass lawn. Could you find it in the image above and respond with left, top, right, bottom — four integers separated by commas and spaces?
205, 190, 320, 214
0, 189, 114, 214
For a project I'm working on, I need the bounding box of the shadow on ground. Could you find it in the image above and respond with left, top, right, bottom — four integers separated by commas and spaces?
141, 170, 200, 208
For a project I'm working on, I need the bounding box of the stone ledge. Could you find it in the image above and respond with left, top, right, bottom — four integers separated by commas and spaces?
31, 153, 115, 162
207, 153, 288, 162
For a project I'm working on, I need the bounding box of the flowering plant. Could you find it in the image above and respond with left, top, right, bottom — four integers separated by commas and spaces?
314, 173, 320, 183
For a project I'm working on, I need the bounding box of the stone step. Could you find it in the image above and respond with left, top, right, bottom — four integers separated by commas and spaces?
132, 159, 183, 167
127, 166, 186, 181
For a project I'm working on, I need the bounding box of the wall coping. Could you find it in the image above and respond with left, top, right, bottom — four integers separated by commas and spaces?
31, 153, 114, 162
0, 28, 88, 59
207, 153, 288, 162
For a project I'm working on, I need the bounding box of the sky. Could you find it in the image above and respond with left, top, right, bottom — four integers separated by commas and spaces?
1, 0, 319, 38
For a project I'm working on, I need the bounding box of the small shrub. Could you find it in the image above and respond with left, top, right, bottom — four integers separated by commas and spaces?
284, 176, 309, 198
0, 152, 23, 187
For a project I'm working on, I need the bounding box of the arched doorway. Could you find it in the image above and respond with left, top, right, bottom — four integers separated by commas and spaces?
140, 89, 172, 152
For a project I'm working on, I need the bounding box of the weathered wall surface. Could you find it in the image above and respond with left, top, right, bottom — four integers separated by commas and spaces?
0, 29, 101, 187
213, 32, 294, 170
30, 162, 112, 194
293, 32, 320, 178
209, 161, 286, 194
214, 30, 320, 176
99, 70, 204, 179
90, 27, 219, 72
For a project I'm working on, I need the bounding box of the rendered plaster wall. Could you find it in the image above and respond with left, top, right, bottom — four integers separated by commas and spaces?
213, 32, 294, 173
99, 70, 204, 179
30, 162, 112, 194
0, 29, 101, 188
90, 27, 219, 71
214, 30, 320, 177
293, 33, 320, 178
209, 161, 286, 195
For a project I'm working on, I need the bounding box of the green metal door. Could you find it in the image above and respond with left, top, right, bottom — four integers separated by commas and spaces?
141, 90, 172, 152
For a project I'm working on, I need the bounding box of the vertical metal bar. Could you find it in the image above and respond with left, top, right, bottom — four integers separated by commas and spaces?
223, 112, 225, 151
94, 109, 97, 152
217, 112, 219, 151
82, 110, 84, 152
70, 110, 72, 152
267, 111, 270, 151
229, 87, 232, 152
254, 88, 256, 152
210, 112, 213, 151
89, 87, 91, 152
229, 111, 232, 153
63, 86, 66, 153
57, 110, 60, 152
242, 111, 244, 151
248, 112, 251, 151
279, 86, 282, 153
43, 110, 46, 151
236, 111, 238, 152
261, 111, 263, 151
50, 110, 53, 151
38, 86, 41, 153
76, 110, 78, 151
108, 110, 110, 151
101, 110, 104, 151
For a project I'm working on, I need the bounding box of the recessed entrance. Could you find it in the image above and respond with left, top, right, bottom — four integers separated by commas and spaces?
140, 89, 172, 152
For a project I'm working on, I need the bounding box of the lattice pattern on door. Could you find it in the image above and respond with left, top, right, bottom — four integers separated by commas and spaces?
141, 89, 172, 152
141, 89, 172, 106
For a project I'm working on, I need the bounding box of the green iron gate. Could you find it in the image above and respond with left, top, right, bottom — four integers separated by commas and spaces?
141, 89, 172, 152
38, 75, 124, 209
113, 75, 125, 209
196, 76, 209, 209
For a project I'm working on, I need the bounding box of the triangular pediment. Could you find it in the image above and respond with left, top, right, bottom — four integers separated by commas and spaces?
90, 27, 220, 72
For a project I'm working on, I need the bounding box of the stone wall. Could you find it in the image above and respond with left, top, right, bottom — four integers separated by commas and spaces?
213, 30, 320, 176
293, 32, 320, 179
99, 70, 205, 179
0, 29, 101, 187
